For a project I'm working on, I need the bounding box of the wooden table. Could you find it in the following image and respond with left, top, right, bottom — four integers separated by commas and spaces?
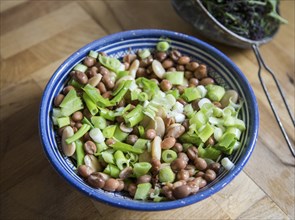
1, 1, 294, 219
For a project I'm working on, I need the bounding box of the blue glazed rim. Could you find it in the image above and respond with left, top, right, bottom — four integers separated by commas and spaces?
39, 29, 259, 211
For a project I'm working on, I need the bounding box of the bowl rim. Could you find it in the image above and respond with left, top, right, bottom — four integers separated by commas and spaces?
39, 29, 259, 211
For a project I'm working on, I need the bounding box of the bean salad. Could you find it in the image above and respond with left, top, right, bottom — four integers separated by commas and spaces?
52, 40, 245, 201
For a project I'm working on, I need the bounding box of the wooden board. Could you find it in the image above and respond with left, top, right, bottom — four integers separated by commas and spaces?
0, 1, 294, 219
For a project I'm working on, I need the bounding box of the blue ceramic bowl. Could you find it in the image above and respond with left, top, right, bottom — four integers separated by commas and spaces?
39, 29, 259, 211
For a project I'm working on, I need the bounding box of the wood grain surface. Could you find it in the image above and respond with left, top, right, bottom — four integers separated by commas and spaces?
0, 1, 294, 219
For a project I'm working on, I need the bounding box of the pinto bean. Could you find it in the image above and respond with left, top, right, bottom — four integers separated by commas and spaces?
161, 137, 176, 149
178, 56, 191, 65
75, 71, 88, 85
166, 124, 185, 138
172, 185, 191, 199
199, 77, 214, 86
194, 158, 208, 171
103, 178, 119, 192
194, 64, 207, 79
78, 165, 94, 178
54, 94, 64, 107
171, 158, 187, 172
102, 74, 115, 89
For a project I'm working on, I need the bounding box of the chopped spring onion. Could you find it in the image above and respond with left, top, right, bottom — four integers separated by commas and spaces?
198, 144, 221, 161
221, 157, 235, 170
88, 50, 98, 59
229, 97, 243, 110
182, 87, 201, 102
218, 133, 236, 148
99, 108, 115, 121
216, 133, 236, 155
114, 126, 129, 142
166, 94, 177, 107
133, 138, 149, 150
214, 127, 223, 141
114, 150, 129, 170
198, 98, 211, 109
137, 126, 145, 138
223, 106, 236, 117
136, 77, 160, 99
138, 49, 151, 59
60, 88, 78, 108
111, 80, 132, 103
189, 111, 208, 130
57, 116, 70, 128
75, 139, 85, 167
165, 71, 184, 85
134, 183, 152, 200
232, 141, 241, 151
51, 116, 58, 125
103, 125, 117, 139
112, 80, 126, 96
157, 41, 170, 51
89, 128, 105, 144
66, 124, 91, 144
113, 150, 126, 167
74, 63, 87, 73
209, 117, 224, 126
224, 116, 246, 131
159, 166, 175, 183
103, 164, 120, 178
82, 117, 94, 129
184, 104, 194, 118
117, 70, 129, 79
165, 89, 180, 99
83, 93, 98, 116
179, 132, 202, 145
196, 85, 207, 98
69, 78, 83, 89
133, 162, 152, 177
162, 150, 177, 163
101, 149, 115, 164
172, 112, 186, 123
226, 127, 242, 139
95, 142, 108, 155
173, 101, 184, 113
114, 104, 131, 117
110, 141, 144, 154
138, 92, 148, 102
198, 123, 214, 142
61, 98, 84, 117
124, 105, 145, 127
52, 108, 62, 117
206, 84, 226, 102
126, 152, 139, 164
98, 54, 122, 72
59, 90, 84, 116
150, 186, 165, 202
91, 116, 107, 129
83, 84, 114, 107
131, 89, 140, 100
213, 106, 223, 118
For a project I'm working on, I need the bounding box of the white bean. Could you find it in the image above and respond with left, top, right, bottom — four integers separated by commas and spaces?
129, 59, 140, 78
151, 136, 162, 161
88, 74, 102, 87
152, 60, 165, 79
84, 155, 102, 172
61, 126, 76, 156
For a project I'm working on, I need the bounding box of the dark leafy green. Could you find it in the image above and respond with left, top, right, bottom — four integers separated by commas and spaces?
201, 0, 287, 40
